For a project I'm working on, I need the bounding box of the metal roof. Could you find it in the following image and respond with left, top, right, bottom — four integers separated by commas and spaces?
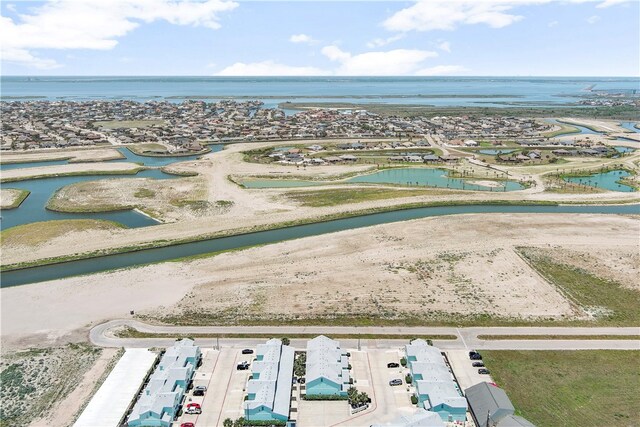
465, 382, 519, 427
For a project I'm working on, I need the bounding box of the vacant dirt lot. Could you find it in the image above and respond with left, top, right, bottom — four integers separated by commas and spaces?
0, 188, 27, 209
0, 147, 124, 164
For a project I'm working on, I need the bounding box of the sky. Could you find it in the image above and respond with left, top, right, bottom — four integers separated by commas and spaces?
1, 0, 639, 76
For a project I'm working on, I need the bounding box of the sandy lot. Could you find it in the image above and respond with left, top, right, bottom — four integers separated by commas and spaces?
0, 188, 26, 208
3, 138, 639, 267
1, 161, 143, 182
0, 147, 124, 164
2, 213, 638, 350
557, 118, 630, 133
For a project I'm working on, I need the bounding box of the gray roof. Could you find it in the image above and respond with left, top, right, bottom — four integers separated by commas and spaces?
245, 339, 294, 419
465, 382, 533, 427
496, 415, 536, 427
306, 335, 350, 390
374, 409, 445, 427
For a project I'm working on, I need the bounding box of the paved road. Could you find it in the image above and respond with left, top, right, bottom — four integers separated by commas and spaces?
90, 319, 640, 350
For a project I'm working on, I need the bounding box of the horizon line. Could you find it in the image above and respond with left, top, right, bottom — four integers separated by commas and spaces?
2, 75, 639, 78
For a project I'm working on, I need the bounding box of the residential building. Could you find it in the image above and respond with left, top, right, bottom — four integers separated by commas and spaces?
405, 340, 467, 423
465, 382, 535, 427
244, 339, 294, 422
371, 408, 445, 427
305, 335, 350, 397
127, 339, 201, 427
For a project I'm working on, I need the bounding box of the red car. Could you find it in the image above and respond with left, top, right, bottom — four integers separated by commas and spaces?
185, 402, 202, 414
181, 423, 195, 427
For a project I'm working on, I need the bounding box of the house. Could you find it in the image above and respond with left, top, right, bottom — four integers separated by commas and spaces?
308, 144, 323, 151
465, 382, 536, 427
422, 155, 440, 163
127, 340, 201, 427
340, 155, 358, 162
464, 140, 479, 147
244, 339, 294, 422
305, 336, 350, 397
406, 340, 467, 423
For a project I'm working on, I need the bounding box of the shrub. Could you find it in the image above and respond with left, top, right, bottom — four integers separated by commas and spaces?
405, 374, 413, 384
411, 395, 418, 405
400, 357, 407, 367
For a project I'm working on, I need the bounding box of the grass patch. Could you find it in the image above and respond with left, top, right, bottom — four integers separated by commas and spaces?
134, 188, 156, 198
518, 247, 640, 325
1, 219, 126, 247
482, 350, 640, 427
0, 189, 30, 209
128, 143, 168, 155
113, 326, 457, 341
541, 123, 581, 138
93, 119, 165, 129
287, 188, 439, 207
0, 167, 146, 184
477, 335, 640, 340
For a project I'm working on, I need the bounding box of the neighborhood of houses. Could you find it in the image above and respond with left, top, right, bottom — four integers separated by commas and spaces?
73, 337, 535, 427
1, 100, 555, 152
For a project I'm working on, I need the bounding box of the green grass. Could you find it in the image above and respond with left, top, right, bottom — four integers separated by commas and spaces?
134, 188, 156, 198
477, 335, 639, 340
93, 119, 165, 129
127, 143, 168, 155
1, 219, 126, 247
1, 189, 30, 209
518, 247, 640, 325
0, 167, 146, 183
541, 123, 581, 138
482, 350, 640, 427
287, 188, 443, 207
114, 326, 457, 341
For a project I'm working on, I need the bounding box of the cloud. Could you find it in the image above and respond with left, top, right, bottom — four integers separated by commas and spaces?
436, 41, 451, 52
382, 0, 632, 33
1, 47, 61, 69
415, 65, 469, 76
366, 34, 405, 48
321, 45, 438, 75
289, 33, 318, 44
1, 0, 238, 69
216, 60, 329, 76
587, 15, 601, 23
547, 20, 559, 27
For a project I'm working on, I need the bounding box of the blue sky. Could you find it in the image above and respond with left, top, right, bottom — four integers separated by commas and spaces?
1, 0, 638, 76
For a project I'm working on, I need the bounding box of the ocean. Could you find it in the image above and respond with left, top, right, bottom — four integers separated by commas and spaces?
1, 76, 638, 108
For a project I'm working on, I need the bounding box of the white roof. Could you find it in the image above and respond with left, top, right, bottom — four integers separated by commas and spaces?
245, 340, 294, 419
306, 336, 349, 390
74, 349, 157, 427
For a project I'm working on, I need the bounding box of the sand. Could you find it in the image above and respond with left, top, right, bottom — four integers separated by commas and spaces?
0, 188, 26, 208
0, 147, 124, 164
2, 213, 638, 349
1, 161, 143, 182
557, 118, 629, 134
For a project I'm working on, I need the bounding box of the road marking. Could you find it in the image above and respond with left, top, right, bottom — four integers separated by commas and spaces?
456, 328, 469, 350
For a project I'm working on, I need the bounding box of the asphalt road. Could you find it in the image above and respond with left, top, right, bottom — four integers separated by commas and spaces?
90, 319, 640, 350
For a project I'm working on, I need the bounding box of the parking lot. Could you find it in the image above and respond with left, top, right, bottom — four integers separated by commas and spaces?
171, 345, 487, 427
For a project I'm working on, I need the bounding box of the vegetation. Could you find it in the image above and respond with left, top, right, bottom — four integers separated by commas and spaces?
281, 337, 291, 346
304, 394, 348, 401
518, 247, 640, 325
405, 374, 413, 384
410, 395, 418, 405
540, 123, 581, 138
0, 189, 30, 209
134, 188, 156, 198
482, 350, 640, 427
0, 344, 102, 427
400, 357, 407, 367
347, 386, 370, 407
287, 188, 439, 207
294, 352, 306, 377
0, 167, 146, 184
477, 335, 639, 340
1, 219, 126, 247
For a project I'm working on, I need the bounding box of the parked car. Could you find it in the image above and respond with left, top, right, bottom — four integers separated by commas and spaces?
389, 379, 403, 386
242, 349, 254, 354
298, 377, 306, 384
472, 362, 485, 368
478, 368, 491, 375
237, 361, 250, 370
468, 350, 477, 357
470, 353, 483, 360
181, 423, 195, 427
387, 362, 400, 368
193, 385, 207, 396
185, 403, 202, 414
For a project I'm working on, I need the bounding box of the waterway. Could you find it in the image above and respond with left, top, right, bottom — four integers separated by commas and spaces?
0, 146, 223, 230
2, 203, 639, 287
563, 170, 635, 192
620, 122, 640, 133
477, 149, 517, 155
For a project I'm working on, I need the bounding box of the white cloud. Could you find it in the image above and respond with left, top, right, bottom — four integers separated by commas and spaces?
1, 47, 61, 69
216, 60, 329, 76
321, 45, 438, 76
437, 41, 451, 52
415, 65, 469, 76
1, 0, 238, 69
383, 0, 632, 33
366, 34, 405, 48
547, 20, 559, 27
289, 33, 318, 44
587, 15, 601, 23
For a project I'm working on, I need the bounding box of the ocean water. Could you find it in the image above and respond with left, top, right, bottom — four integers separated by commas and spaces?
1, 76, 638, 108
